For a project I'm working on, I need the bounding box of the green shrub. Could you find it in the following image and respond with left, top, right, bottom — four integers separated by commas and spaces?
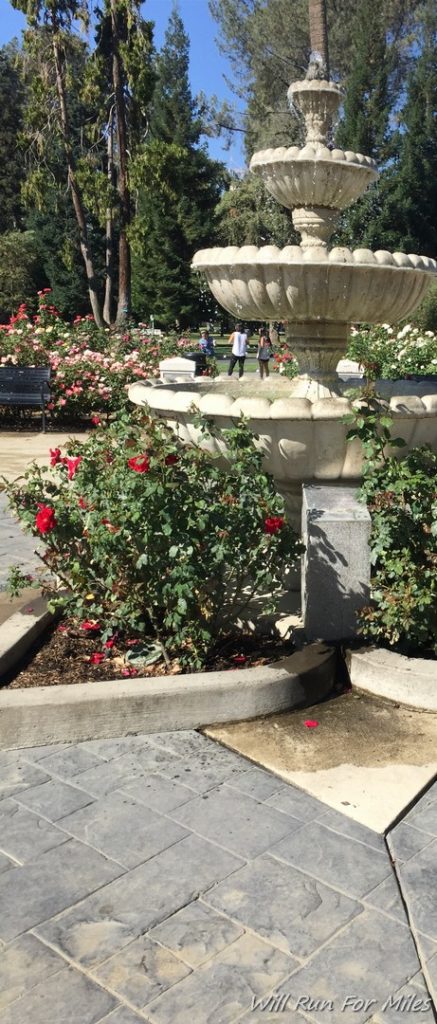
5, 412, 302, 669
410, 282, 437, 333
346, 400, 437, 654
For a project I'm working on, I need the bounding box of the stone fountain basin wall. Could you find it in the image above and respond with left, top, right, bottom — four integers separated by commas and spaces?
250, 143, 378, 210
129, 381, 437, 487
192, 246, 437, 323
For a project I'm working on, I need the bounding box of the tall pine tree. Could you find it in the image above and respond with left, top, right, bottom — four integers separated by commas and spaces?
0, 44, 25, 234
131, 5, 225, 328
380, 0, 437, 257
336, 0, 437, 258
336, 0, 391, 161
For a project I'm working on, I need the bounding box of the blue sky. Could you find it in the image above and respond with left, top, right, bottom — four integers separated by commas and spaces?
0, 0, 246, 169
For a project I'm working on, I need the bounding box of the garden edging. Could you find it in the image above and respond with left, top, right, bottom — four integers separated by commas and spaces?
0, 598, 335, 749
346, 646, 437, 711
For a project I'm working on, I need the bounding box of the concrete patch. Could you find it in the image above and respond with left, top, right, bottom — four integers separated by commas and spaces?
205, 691, 437, 833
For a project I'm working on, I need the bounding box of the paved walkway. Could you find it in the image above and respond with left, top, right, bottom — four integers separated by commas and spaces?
0, 493, 42, 592
0, 430, 88, 486
0, 730, 436, 1023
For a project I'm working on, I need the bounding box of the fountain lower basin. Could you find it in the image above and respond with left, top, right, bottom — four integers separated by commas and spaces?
129, 376, 437, 530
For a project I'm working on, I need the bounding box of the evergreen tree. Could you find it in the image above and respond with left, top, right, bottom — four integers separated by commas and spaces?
0, 44, 25, 234
26, 202, 91, 317
381, 0, 437, 257
336, 0, 391, 161
216, 173, 296, 248
0, 231, 43, 321
337, 0, 437, 257
132, 5, 225, 327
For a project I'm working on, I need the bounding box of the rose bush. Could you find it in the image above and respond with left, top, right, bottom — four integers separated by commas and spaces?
345, 400, 437, 655
0, 292, 195, 423
5, 411, 302, 670
272, 338, 299, 378
347, 323, 437, 380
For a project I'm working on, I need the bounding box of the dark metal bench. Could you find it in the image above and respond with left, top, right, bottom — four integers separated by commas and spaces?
0, 367, 51, 432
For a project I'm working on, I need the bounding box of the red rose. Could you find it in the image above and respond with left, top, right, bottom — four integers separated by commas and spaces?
165, 454, 179, 466
264, 515, 285, 535
89, 652, 105, 664
91, 415, 101, 426
101, 518, 119, 533
35, 505, 57, 534
66, 456, 82, 480
78, 497, 87, 510
49, 447, 62, 467
128, 454, 150, 473
81, 621, 100, 632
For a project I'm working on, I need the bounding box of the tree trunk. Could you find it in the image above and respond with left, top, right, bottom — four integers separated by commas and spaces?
308, 0, 330, 79
110, 0, 131, 325
103, 106, 115, 326
51, 28, 104, 327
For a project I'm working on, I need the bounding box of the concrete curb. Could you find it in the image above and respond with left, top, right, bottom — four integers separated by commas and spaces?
346, 646, 437, 712
0, 600, 335, 749
0, 595, 54, 678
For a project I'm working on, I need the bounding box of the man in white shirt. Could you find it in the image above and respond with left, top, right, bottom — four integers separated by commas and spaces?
228, 323, 248, 378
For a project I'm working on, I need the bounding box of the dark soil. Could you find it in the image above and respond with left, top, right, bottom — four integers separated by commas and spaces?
3, 622, 296, 688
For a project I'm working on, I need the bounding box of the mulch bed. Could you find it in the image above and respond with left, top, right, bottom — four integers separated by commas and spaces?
3, 621, 296, 689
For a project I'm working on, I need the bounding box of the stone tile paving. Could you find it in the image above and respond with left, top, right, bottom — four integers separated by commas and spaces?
388, 778, 437, 1012
0, 730, 435, 1023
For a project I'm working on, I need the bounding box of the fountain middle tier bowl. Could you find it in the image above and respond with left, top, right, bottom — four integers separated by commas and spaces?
192, 246, 437, 323
249, 143, 378, 210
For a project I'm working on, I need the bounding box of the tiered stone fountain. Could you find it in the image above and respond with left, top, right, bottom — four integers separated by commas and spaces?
130, 70, 437, 534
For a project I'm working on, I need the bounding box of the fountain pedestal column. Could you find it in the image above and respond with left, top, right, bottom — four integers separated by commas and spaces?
285, 321, 349, 399
302, 484, 371, 640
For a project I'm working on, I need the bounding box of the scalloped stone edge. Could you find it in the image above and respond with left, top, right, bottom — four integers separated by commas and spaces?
129, 384, 437, 419
250, 145, 378, 170
192, 246, 437, 272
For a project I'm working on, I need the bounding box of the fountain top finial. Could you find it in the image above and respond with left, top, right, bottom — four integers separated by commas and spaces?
288, 77, 343, 146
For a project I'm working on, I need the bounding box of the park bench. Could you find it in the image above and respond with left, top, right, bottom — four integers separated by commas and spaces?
0, 366, 51, 432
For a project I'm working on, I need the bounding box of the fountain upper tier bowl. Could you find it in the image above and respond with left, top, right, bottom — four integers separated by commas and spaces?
250, 144, 378, 211
192, 245, 437, 323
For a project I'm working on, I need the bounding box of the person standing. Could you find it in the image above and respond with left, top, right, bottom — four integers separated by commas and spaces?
257, 327, 272, 378
269, 323, 279, 348
228, 323, 248, 378
199, 328, 215, 356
